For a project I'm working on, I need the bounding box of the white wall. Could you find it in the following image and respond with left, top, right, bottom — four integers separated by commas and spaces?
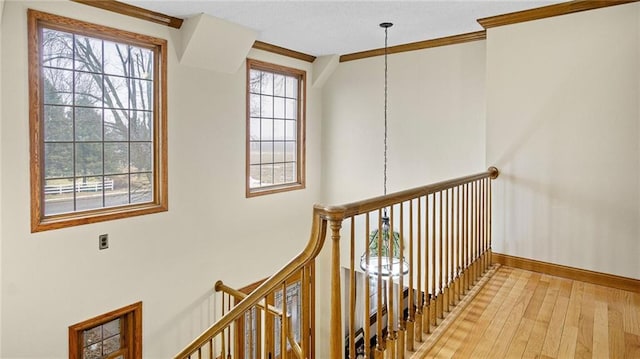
0, 1, 322, 358
321, 42, 487, 205
317, 41, 487, 359
0, 0, 4, 355
486, 3, 640, 279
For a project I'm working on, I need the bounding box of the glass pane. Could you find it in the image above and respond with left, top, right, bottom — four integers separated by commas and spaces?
249, 117, 260, 141
273, 163, 285, 185
103, 334, 121, 355
285, 76, 297, 99
131, 111, 152, 141
43, 68, 73, 105
83, 342, 102, 359
261, 119, 273, 141
74, 35, 103, 73
285, 142, 297, 162
130, 173, 152, 204
274, 141, 285, 163
249, 165, 261, 188
249, 142, 260, 165
44, 178, 75, 215
83, 326, 102, 346
130, 79, 152, 110
249, 94, 261, 117
75, 143, 103, 176
106, 175, 129, 207
75, 176, 104, 211
130, 142, 152, 172
104, 143, 128, 174
104, 75, 129, 110
75, 72, 103, 107
274, 97, 285, 119
104, 109, 129, 141
131, 47, 153, 80
274, 74, 285, 97
42, 29, 73, 69
285, 163, 296, 183
285, 120, 296, 141
44, 106, 73, 141
104, 41, 129, 76
285, 99, 297, 120
260, 95, 273, 118
249, 70, 261, 93
44, 143, 73, 178
260, 164, 273, 185
261, 142, 273, 163
260, 71, 273, 95
103, 319, 120, 337
274, 120, 285, 141
75, 107, 102, 141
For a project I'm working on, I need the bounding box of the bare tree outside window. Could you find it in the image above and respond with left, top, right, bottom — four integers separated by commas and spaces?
29, 10, 168, 232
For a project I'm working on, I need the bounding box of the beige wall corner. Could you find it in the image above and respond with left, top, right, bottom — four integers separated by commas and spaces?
180, 13, 257, 74
312, 54, 339, 88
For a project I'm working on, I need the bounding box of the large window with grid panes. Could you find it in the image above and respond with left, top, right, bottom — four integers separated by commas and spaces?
28, 10, 168, 232
246, 59, 306, 197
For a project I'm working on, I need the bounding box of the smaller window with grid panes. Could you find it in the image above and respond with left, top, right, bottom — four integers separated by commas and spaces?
69, 302, 141, 359
246, 59, 306, 197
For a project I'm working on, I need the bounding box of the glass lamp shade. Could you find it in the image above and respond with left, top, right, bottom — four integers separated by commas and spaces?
359, 216, 409, 277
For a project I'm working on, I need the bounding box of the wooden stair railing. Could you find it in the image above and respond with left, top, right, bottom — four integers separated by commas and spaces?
174, 167, 499, 359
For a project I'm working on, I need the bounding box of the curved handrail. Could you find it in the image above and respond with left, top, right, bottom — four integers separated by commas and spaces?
174, 167, 499, 358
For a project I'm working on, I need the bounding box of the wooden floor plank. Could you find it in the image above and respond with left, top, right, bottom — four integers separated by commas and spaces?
412, 266, 639, 359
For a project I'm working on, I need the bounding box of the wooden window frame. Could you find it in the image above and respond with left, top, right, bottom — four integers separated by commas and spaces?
246, 59, 306, 197
28, 9, 168, 232
69, 301, 142, 359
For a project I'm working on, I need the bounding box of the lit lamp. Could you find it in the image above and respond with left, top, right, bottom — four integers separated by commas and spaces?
359, 22, 409, 278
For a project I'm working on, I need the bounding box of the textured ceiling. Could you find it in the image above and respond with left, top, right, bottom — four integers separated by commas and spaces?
121, 1, 568, 56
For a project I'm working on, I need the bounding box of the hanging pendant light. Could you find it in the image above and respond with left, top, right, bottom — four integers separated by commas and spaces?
359, 22, 409, 278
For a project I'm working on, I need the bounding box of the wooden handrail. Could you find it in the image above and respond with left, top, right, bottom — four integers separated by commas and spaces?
316, 167, 499, 220
175, 167, 499, 358
174, 213, 328, 358
214, 280, 283, 317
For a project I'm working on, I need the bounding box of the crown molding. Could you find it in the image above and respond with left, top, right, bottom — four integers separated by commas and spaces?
71, 0, 183, 28
478, 0, 639, 29
252, 41, 317, 63
339, 30, 486, 63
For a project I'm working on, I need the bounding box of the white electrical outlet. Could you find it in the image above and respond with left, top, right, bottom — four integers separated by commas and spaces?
99, 234, 109, 250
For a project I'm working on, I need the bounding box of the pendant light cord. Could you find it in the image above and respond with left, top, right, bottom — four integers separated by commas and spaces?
383, 24, 389, 197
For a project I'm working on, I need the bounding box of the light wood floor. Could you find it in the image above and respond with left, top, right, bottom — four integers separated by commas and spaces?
416, 266, 640, 358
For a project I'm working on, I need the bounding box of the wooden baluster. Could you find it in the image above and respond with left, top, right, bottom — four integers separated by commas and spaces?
449, 188, 455, 308
406, 202, 415, 351
456, 185, 462, 302
375, 211, 384, 359
349, 218, 356, 359
443, 189, 449, 314
209, 339, 213, 359
227, 298, 232, 359
423, 195, 430, 335
438, 190, 444, 320
430, 192, 437, 326
364, 213, 372, 359
415, 199, 423, 343
489, 176, 493, 268
281, 282, 288, 359
221, 295, 226, 359
397, 204, 406, 359
387, 207, 396, 359
475, 180, 480, 283
465, 182, 471, 291
330, 219, 343, 359
482, 178, 487, 273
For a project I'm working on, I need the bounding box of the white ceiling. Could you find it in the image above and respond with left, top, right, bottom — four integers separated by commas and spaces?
122, 0, 568, 56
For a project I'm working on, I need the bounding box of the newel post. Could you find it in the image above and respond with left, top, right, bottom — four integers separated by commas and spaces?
329, 219, 343, 359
